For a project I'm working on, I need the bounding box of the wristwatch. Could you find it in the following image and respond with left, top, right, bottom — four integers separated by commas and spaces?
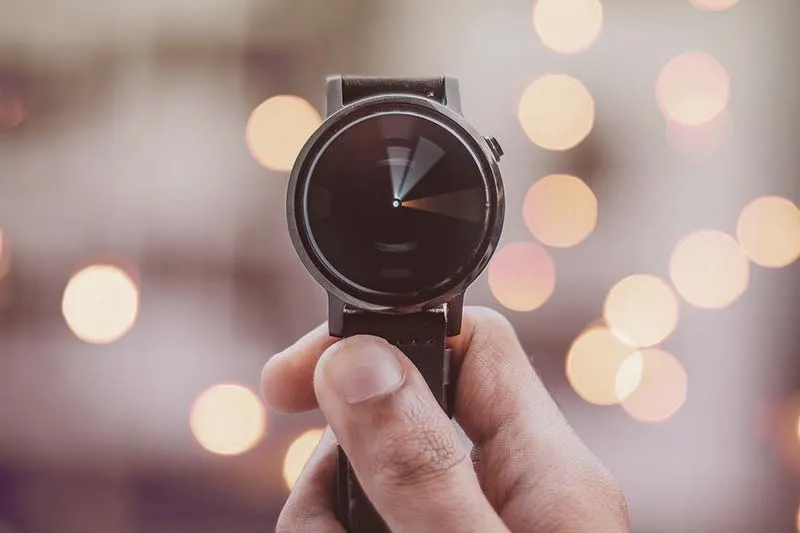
286, 76, 505, 532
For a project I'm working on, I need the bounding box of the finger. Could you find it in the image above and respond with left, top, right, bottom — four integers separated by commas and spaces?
262, 322, 336, 412
262, 309, 629, 530
453, 307, 629, 532
276, 428, 346, 533
314, 335, 508, 533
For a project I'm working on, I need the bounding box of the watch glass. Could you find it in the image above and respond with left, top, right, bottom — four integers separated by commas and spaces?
302, 111, 490, 298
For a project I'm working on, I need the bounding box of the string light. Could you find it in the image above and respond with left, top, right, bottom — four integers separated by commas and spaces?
488, 242, 556, 312
689, 0, 739, 11
604, 275, 679, 348
283, 429, 325, 490
615, 352, 644, 402
669, 230, 749, 309
567, 326, 640, 405
62, 265, 139, 344
190, 384, 267, 456
246, 95, 322, 172
523, 174, 598, 248
533, 0, 603, 54
0, 229, 7, 283
666, 110, 733, 157
656, 52, 730, 126
737, 196, 800, 268
0, 91, 26, 129
518, 74, 595, 151
621, 349, 687, 423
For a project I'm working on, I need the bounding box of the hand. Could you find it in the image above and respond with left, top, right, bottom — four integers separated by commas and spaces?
262, 307, 630, 533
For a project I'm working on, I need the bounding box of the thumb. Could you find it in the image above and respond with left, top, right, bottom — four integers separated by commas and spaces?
314, 335, 507, 533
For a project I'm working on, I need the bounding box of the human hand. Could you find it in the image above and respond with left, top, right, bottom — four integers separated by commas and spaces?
262, 307, 630, 532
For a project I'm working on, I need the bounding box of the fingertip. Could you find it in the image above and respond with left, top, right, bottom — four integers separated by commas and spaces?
313, 335, 406, 406
261, 323, 335, 413
261, 353, 307, 412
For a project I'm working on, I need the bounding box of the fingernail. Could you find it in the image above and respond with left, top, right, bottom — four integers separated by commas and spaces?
323, 337, 405, 404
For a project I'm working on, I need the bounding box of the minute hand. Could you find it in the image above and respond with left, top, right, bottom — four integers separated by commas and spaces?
397, 137, 445, 200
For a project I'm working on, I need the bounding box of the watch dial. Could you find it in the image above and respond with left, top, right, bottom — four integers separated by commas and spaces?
303, 112, 490, 297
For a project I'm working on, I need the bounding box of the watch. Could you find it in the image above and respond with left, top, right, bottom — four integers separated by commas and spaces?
286, 76, 505, 532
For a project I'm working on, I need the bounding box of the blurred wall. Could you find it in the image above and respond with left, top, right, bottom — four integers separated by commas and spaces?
0, 1, 798, 532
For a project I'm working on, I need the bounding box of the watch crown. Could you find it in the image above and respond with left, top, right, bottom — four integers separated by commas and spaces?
485, 136, 504, 161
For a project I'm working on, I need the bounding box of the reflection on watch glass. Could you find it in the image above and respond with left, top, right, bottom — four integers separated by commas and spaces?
304, 112, 489, 296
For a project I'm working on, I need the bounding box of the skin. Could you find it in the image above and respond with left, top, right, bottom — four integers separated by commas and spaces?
262, 306, 630, 532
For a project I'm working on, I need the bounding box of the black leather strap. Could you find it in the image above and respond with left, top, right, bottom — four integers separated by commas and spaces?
341, 76, 446, 105
335, 308, 451, 533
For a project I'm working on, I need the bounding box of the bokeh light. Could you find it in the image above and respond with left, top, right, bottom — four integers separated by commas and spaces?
603, 275, 679, 348
488, 241, 556, 312
0, 92, 26, 129
615, 352, 644, 402
689, 0, 739, 11
669, 230, 749, 309
0, 230, 9, 283
62, 265, 139, 344
283, 428, 325, 490
666, 109, 733, 157
656, 52, 730, 126
533, 0, 603, 54
770, 394, 800, 478
518, 74, 595, 151
736, 196, 800, 268
523, 174, 598, 248
567, 326, 640, 405
796, 416, 800, 444
190, 384, 267, 456
796, 504, 800, 533
621, 349, 687, 423
246, 95, 322, 172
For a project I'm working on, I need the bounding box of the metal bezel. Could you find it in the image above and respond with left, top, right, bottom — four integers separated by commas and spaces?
287, 93, 504, 313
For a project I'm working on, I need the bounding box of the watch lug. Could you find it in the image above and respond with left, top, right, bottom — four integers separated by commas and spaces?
445, 293, 465, 337
443, 77, 462, 115
328, 293, 346, 337
326, 75, 344, 116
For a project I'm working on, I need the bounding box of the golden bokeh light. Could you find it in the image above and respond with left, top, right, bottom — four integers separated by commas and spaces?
190, 384, 267, 456
689, 0, 739, 11
567, 327, 639, 406
737, 196, 800, 269
669, 230, 749, 309
246, 95, 322, 172
523, 174, 598, 248
603, 275, 679, 348
0, 92, 27, 128
621, 349, 687, 423
666, 109, 733, 157
533, 0, 603, 55
518, 74, 595, 151
488, 241, 556, 312
283, 428, 325, 490
0, 234, 9, 282
615, 352, 644, 402
656, 52, 730, 126
795, 506, 800, 533
796, 415, 800, 444
62, 265, 139, 344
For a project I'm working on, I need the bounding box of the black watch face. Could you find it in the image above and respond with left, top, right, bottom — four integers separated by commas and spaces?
301, 111, 491, 300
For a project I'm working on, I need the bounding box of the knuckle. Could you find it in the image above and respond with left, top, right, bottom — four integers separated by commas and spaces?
543, 456, 631, 531
370, 412, 467, 487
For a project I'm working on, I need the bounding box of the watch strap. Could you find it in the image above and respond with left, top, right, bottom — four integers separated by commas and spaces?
335, 308, 452, 532
341, 76, 446, 105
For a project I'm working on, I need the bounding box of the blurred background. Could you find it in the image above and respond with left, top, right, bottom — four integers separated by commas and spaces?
0, 0, 799, 531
